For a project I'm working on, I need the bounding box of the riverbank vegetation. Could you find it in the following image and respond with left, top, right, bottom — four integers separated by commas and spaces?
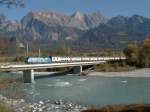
94, 38, 150, 72
0, 77, 18, 91
94, 60, 135, 72
124, 38, 150, 68
81, 104, 150, 112
0, 77, 26, 112
0, 101, 12, 112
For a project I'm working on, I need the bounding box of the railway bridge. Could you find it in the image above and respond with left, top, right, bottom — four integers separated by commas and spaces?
0, 57, 126, 83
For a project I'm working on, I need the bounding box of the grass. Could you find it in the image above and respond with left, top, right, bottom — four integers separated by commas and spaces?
0, 77, 25, 112
0, 56, 15, 62
0, 101, 13, 112
0, 77, 21, 91
95, 61, 136, 72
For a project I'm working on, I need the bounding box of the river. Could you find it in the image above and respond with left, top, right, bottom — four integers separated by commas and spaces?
1, 69, 150, 107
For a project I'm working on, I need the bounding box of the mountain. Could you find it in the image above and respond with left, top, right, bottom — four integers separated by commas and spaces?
72, 11, 107, 29
81, 15, 150, 49
0, 11, 107, 41
22, 11, 106, 30
1, 11, 150, 50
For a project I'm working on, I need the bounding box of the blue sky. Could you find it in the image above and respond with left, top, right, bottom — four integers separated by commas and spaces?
0, 0, 150, 20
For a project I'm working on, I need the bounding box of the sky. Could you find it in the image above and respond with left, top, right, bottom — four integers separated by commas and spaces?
0, 0, 150, 20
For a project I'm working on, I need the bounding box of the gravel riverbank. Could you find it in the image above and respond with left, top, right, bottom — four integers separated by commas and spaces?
0, 95, 87, 112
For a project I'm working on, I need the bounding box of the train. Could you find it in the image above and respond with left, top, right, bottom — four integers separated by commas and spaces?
25, 56, 126, 64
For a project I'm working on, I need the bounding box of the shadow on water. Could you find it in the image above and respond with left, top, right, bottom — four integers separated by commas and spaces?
34, 68, 76, 80
34, 65, 93, 80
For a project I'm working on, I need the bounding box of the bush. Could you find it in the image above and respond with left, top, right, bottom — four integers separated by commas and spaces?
124, 38, 150, 68
0, 101, 12, 112
123, 43, 139, 66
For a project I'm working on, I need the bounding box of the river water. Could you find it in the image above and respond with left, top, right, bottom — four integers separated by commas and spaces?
1, 69, 150, 107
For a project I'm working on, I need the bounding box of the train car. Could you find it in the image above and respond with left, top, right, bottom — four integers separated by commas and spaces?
25, 56, 52, 64
51, 56, 105, 62
25, 56, 126, 64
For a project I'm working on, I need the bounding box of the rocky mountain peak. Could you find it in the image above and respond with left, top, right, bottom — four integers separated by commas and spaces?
131, 15, 146, 23
30, 11, 67, 19
1, 10, 108, 41
72, 11, 85, 21
107, 16, 127, 26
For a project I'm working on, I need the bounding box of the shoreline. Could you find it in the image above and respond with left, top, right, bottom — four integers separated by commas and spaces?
0, 94, 87, 112
11, 68, 150, 78
86, 68, 150, 77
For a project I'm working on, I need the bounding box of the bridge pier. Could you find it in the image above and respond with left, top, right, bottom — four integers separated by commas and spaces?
73, 66, 82, 74
23, 70, 34, 83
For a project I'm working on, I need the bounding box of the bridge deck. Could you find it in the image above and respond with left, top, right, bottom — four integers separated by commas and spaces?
0, 61, 106, 71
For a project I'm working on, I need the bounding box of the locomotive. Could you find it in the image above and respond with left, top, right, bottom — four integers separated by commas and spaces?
25, 56, 52, 64
25, 56, 126, 64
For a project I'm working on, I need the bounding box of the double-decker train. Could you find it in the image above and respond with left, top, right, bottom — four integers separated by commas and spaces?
25, 56, 126, 64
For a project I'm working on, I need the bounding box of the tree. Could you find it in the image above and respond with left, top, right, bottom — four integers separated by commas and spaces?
0, 0, 24, 8
143, 38, 150, 50
139, 39, 150, 67
124, 43, 139, 66
124, 38, 150, 68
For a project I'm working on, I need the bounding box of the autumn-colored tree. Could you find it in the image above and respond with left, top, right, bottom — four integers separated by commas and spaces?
139, 39, 150, 67
143, 38, 150, 50
123, 43, 139, 66
124, 38, 150, 68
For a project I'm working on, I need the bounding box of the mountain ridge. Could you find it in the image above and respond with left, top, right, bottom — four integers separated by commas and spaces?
81, 15, 150, 49
0, 11, 150, 49
0, 11, 107, 41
